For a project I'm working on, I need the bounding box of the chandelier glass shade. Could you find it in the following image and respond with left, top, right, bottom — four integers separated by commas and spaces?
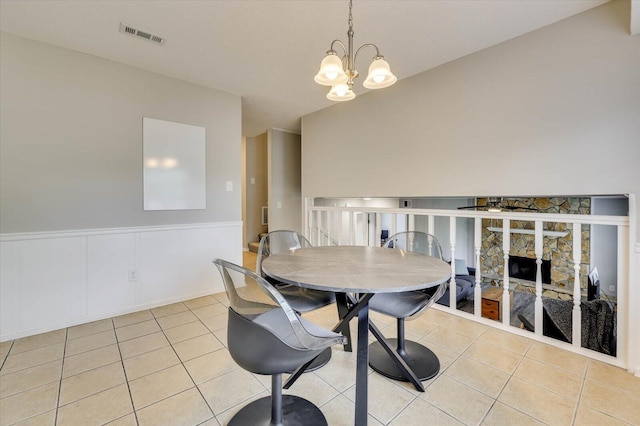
314, 0, 397, 101
327, 83, 356, 102
314, 53, 349, 86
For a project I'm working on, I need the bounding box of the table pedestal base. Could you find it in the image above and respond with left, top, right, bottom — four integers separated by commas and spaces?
368, 339, 440, 382
228, 395, 327, 426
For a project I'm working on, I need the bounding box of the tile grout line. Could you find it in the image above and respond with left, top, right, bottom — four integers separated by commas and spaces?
53, 326, 69, 426
481, 341, 530, 425
449, 327, 500, 425
571, 359, 590, 426
154, 300, 217, 424
177, 302, 216, 421
113, 316, 141, 425
0, 340, 15, 371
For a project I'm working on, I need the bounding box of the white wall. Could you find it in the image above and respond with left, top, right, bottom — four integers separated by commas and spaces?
0, 33, 243, 340
302, 1, 639, 240
243, 133, 268, 246
268, 129, 302, 233
0, 33, 242, 233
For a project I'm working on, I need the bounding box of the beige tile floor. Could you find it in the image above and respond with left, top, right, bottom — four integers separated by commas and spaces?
1, 252, 638, 425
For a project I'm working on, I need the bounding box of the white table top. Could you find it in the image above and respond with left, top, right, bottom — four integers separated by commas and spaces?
261, 245, 451, 293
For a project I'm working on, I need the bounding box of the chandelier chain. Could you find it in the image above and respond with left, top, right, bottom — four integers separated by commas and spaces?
348, 0, 353, 30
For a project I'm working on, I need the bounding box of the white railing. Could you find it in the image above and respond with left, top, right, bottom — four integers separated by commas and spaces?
304, 201, 631, 369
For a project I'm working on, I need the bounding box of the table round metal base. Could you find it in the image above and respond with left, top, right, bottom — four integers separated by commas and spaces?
368, 339, 440, 382
228, 395, 327, 426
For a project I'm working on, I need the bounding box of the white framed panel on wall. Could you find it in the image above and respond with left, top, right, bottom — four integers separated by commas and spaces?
143, 117, 206, 211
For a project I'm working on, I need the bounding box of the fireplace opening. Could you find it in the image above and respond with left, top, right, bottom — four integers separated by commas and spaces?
509, 256, 551, 284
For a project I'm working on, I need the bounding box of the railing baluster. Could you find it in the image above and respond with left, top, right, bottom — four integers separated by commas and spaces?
391, 214, 397, 237
362, 213, 368, 246
316, 210, 322, 245
325, 212, 334, 246
307, 207, 313, 243
428, 216, 435, 255
572, 222, 582, 348
450, 216, 457, 309
336, 212, 343, 246
535, 221, 543, 336
349, 211, 355, 245
502, 219, 511, 326
474, 217, 482, 318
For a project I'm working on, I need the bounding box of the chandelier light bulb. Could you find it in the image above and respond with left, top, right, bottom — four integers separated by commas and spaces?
334, 84, 349, 96
314, 53, 348, 86
327, 84, 356, 101
363, 57, 397, 89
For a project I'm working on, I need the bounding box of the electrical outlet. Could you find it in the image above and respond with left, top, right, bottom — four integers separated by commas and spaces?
128, 270, 138, 282
609, 285, 615, 292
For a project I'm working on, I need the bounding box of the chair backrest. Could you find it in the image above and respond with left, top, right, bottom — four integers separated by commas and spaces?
213, 258, 340, 351
384, 231, 448, 315
384, 231, 444, 260
256, 230, 312, 277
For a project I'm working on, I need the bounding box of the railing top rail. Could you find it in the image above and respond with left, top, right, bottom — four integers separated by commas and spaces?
307, 206, 629, 227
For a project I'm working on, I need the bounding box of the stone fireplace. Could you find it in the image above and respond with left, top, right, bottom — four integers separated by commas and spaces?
480, 197, 591, 300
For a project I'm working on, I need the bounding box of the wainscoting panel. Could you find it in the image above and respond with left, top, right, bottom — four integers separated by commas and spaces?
87, 233, 137, 318
0, 222, 242, 341
0, 241, 21, 340
20, 237, 88, 333
137, 229, 186, 306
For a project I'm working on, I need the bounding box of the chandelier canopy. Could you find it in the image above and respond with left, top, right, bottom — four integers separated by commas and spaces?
314, 0, 397, 102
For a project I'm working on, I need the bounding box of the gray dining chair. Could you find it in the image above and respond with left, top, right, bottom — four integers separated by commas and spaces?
256, 230, 343, 369
213, 258, 345, 426
256, 231, 336, 313
368, 231, 449, 382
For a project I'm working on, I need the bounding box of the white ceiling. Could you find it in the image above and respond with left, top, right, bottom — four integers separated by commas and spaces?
0, 0, 615, 137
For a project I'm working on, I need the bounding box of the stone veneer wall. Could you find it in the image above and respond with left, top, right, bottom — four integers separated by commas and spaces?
480, 197, 591, 300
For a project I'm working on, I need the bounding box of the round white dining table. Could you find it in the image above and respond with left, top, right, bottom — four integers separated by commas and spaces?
262, 245, 451, 426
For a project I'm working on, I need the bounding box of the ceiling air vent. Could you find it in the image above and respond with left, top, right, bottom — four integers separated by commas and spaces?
119, 23, 165, 45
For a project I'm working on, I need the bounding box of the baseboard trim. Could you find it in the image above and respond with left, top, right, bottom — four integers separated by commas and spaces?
0, 289, 219, 342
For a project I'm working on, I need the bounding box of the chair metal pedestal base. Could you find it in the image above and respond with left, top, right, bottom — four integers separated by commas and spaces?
368, 339, 440, 382
228, 395, 327, 426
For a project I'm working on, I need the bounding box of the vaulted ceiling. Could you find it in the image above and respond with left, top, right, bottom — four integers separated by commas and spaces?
3, 0, 631, 138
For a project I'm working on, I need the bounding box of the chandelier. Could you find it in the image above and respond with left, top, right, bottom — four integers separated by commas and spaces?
314, 0, 397, 101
